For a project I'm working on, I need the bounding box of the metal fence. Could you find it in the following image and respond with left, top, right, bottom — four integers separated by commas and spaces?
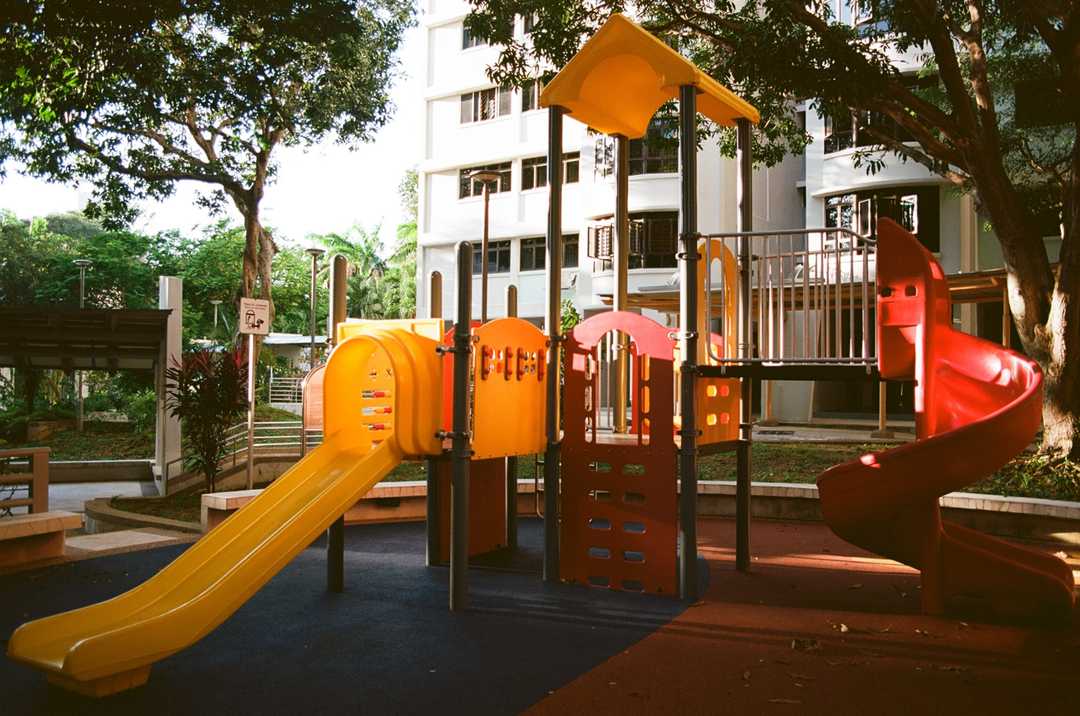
268, 376, 304, 403
164, 420, 323, 485
702, 227, 877, 366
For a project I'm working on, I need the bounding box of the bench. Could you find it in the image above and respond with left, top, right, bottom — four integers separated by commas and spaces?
0, 446, 51, 514
0, 511, 83, 568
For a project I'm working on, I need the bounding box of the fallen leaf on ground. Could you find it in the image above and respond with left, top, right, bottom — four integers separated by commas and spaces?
768, 699, 802, 704
792, 638, 821, 651
789, 673, 815, 681
849, 583, 863, 590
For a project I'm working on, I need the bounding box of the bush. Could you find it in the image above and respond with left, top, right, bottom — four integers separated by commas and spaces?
125, 389, 158, 434
166, 347, 248, 492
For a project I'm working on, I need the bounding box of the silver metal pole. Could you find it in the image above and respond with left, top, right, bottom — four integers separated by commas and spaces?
245, 332, 256, 490
543, 105, 565, 583
74, 259, 91, 433
735, 117, 753, 573
678, 85, 699, 601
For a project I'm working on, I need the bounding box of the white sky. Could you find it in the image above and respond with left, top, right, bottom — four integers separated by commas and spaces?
0, 25, 424, 253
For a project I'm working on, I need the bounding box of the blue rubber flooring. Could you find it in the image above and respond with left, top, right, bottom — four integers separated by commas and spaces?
1, 519, 691, 715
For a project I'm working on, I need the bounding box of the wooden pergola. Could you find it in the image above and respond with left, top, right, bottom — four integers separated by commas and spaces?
0, 307, 171, 371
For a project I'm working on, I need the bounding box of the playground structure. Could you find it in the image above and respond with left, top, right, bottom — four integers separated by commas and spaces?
6, 13, 1074, 699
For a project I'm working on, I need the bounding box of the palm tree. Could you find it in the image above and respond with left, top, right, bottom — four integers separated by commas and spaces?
313, 225, 388, 319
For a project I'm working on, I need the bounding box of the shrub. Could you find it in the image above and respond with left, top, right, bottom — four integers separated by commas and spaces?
125, 389, 158, 434
165, 347, 248, 492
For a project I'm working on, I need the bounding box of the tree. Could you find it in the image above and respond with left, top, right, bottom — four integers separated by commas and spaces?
315, 225, 389, 318
1, 0, 413, 329
165, 347, 248, 492
384, 169, 418, 319
468, 1, 1080, 459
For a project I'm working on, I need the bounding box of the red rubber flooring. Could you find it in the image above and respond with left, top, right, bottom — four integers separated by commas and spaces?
528, 518, 1080, 715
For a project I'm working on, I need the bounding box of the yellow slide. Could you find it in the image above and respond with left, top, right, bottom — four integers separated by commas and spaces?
7, 323, 444, 697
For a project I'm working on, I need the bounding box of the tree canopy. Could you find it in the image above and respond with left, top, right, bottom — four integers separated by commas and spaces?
1, 0, 413, 322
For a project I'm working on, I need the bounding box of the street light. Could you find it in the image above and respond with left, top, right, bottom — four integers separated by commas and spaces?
73, 259, 92, 433
468, 168, 502, 323
210, 299, 223, 333
305, 247, 326, 371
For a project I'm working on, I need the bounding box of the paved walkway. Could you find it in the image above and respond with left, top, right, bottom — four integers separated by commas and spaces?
47, 481, 156, 513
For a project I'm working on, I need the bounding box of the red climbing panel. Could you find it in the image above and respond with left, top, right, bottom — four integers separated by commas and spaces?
561, 311, 677, 595
817, 219, 1074, 622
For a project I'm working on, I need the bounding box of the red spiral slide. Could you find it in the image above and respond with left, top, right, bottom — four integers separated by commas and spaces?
817, 219, 1075, 622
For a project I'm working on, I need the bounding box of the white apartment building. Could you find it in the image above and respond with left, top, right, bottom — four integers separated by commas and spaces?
415, 1, 1062, 422
415, 0, 802, 329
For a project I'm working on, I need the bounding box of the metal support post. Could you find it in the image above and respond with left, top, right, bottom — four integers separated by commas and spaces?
543, 106, 565, 583
326, 253, 346, 593
735, 117, 754, 572
450, 242, 473, 611
677, 85, 699, 601
613, 134, 630, 434
245, 333, 256, 490
426, 271, 443, 566
871, 382, 894, 439
505, 284, 519, 550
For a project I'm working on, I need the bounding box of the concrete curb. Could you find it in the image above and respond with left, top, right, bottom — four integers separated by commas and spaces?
84, 498, 202, 535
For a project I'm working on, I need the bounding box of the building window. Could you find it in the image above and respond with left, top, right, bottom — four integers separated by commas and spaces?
520, 237, 545, 271
594, 135, 614, 178
521, 152, 580, 190
522, 78, 544, 112
523, 13, 537, 34
629, 117, 678, 175
458, 162, 512, 199
825, 187, 940, 252
824, 112, 854, 154
563, 233, 579, 268
472, 240, 511, 274
460, 86, 512, 124
462, 25, 486, 50
588, 211, 678, 269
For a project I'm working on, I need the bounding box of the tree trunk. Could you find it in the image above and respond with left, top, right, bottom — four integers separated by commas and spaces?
1041, 142, 1080, 459
968, 155, 1079, 459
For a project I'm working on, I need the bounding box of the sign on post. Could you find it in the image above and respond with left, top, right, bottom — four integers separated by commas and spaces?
239, 298, 270, 335
239, 297, 270, 488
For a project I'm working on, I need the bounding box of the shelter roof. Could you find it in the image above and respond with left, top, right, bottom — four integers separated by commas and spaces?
0, 307, 170, 371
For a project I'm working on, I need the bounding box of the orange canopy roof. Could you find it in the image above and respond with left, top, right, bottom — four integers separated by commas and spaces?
539, 14, 759, 138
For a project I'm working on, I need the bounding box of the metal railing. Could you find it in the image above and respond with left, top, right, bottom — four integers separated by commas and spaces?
163, 421, 324, 485
268, 376, 304, 403
703, 228, 877, 367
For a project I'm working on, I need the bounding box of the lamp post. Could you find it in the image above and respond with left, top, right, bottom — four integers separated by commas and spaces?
305, 247, 325, 371
73, 259, 92, 433
467, 169, 501, 323
210, 299, 223, 333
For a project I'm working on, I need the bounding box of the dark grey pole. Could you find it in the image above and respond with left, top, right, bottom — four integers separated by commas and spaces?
613, 135, 630, 434
735, 117, 754, 572
677, 85, 700, 601
326, 253, 346, 593
505, 284, 518, 551
450, 242, 473, 611
543, 105, 565, 583
426, 271, 443, 567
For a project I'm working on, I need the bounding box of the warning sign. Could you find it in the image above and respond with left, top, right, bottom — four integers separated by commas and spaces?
239, 298, 271, 335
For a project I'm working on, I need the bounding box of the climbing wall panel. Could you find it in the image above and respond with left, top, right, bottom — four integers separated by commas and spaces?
561, 312, 677, 595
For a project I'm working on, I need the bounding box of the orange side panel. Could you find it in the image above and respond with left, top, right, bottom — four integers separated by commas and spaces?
437, 457, 507, 562
471, 318, 547, 459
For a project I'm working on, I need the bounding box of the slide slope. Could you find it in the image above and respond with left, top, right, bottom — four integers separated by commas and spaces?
7, 438, 402, 696
817, 219, 1074, 622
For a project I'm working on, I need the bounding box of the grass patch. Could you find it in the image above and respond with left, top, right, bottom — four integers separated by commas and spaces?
111, 489, 205, 524
2, 421, 153, 460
